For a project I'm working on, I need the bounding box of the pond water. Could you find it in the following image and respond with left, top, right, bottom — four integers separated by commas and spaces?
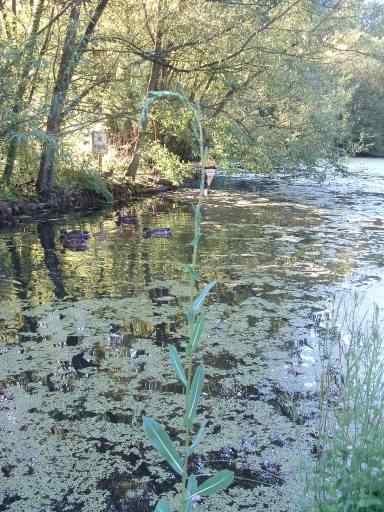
1, 157, 384, 512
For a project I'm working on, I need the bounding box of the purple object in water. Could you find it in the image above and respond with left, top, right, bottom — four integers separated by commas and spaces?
143, 228, 172, 238
60, 229, 90, 240
60, 229, 90, 250
116, 212, 137, 226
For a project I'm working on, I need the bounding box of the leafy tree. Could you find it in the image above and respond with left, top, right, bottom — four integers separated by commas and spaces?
0, 0, 373, 197
37, 0, 110, 199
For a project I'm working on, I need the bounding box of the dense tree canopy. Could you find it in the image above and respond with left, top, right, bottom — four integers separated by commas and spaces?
0, 0, 382, 200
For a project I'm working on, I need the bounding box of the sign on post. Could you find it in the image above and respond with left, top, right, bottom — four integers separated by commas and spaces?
91, 129, 107, 171
91, 129, 107, 155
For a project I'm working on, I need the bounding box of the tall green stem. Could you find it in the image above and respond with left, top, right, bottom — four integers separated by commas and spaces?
180, 104, 206, 511
140, 91, 233, 512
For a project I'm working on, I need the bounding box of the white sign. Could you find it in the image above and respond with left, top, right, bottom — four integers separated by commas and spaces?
91, 130, 107, 154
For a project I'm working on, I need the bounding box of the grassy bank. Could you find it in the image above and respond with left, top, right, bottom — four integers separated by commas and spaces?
310, 298, 384, 512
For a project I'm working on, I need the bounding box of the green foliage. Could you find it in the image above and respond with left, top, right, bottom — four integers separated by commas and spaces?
191, 281, 217, 316
143, 417, 184, 475
140, 142, 191, 185
0, 185, 18, 202
311, 301, 384, 512
185, 366, 205, 428
169, 346, 187, 388
349, 77, 384, 156
193, 470, 235, 498
58, 158, 112, 204
1, 0, 380, 196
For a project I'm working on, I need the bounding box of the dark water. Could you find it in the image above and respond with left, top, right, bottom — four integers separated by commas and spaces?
1, 158, 384, 512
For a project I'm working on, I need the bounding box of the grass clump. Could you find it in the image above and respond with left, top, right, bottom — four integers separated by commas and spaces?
313, 299, 384, 512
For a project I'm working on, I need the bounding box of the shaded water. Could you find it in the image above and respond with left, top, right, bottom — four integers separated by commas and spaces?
1, 158, 384, 511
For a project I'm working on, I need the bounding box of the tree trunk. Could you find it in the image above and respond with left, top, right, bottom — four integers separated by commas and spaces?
36, 2, 81, 199
37, 0, 110, 200
37, 116, 61, 199
125, 0, 163, 180
2, 0, 45, 184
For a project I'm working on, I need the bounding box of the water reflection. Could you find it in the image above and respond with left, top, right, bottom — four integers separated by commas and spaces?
1, 160, 384, 511
37, 222, 66, 299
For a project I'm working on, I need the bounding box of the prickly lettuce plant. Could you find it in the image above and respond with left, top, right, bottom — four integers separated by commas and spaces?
140, 91, 234, 512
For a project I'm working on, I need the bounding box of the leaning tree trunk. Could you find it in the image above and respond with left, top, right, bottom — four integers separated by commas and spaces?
37, 0, 110, 200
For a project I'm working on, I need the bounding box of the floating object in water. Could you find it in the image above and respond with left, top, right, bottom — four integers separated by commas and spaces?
61, 238, 89, 251
116, 211, 137, 226
71, 351, 99, 371
60, 229, 90, 251
143, 227, 172, 238
60, 229, 90, 240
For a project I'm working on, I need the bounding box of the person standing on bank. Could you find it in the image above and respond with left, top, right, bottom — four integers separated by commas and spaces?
204, 166, 216, 196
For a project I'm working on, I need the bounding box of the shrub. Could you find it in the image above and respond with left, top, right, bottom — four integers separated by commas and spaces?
58, 158, 113, 204
140, 141, 191, 185
0, 185, 18, 202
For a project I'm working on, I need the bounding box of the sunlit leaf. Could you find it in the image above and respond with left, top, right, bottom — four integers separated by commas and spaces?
185, 366, 204, 426
191, 420, 207, 450
169, 346, 187, 387
143, 417, 183, 475
189, 315, 205, 353
191, 281, 216, 315
193, 470, 234, 497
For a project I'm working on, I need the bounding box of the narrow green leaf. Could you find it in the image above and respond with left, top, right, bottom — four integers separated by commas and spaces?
169, 346, 187, 387
193, 470, 234, 497
191, 420, 207, 450
191, 281, 216, 315
184, 475, 198, 512
189, 315, 205, 353
186, 366, 204, 426
155, 498, 172, 512
143, 417, 183, 475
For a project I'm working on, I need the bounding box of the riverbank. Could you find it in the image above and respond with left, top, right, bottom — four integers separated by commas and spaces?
0, 179, 177, 228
